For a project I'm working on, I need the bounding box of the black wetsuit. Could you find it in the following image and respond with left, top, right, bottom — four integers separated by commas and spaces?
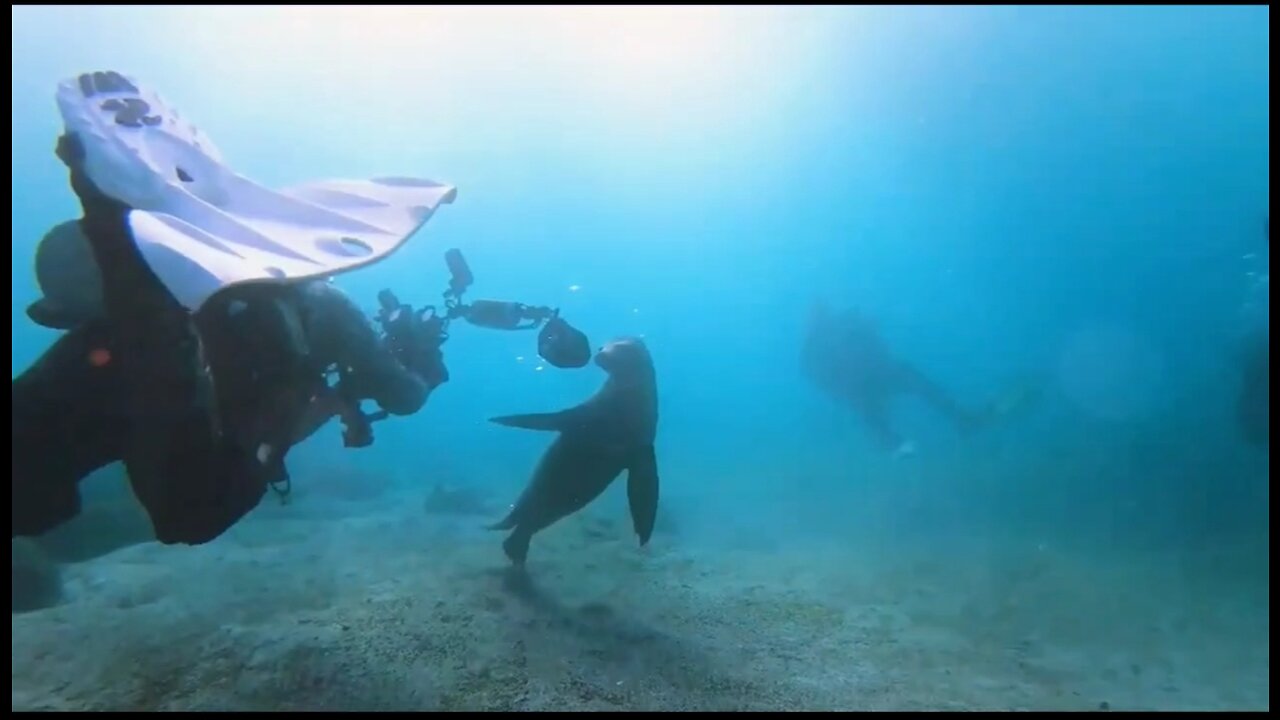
11, 133, 441, 545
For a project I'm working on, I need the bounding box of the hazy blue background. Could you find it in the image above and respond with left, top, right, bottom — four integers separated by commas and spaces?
10, 6, 1269, 561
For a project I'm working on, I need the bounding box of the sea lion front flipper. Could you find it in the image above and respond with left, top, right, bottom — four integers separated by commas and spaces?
489, 404, 590, 432
626, 445, 659, 547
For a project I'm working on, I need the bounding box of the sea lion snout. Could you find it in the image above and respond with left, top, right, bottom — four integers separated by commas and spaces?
595, 337, 651, 375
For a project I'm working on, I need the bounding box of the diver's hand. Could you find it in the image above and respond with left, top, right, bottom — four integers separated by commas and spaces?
401, 314, 448, 389
416, 346, 449, 391
290, 388, 347, 445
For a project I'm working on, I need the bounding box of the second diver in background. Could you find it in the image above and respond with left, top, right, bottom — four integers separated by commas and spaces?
801, 299, 1034, 458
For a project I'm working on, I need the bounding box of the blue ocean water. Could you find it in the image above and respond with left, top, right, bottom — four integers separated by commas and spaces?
11, 6, 1269, 711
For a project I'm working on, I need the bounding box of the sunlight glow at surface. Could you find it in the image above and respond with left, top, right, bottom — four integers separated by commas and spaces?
180, 7, 767, 122
163, 4, 840, 174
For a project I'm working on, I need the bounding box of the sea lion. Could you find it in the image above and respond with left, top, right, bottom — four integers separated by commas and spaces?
487, 336, 660, 566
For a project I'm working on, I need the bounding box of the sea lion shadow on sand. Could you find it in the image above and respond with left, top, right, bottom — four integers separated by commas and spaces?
479, 564, 683, 662
492, 566, 648, 641
496, 564, 555, 611
473, 566, 766, 709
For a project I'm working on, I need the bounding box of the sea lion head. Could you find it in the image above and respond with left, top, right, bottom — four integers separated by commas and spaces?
595, 336, 654, 381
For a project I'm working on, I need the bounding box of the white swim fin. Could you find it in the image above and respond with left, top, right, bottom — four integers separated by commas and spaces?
56, 71, 456, 311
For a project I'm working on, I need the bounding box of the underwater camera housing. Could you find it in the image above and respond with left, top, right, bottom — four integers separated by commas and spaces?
342, 249, 591, 448
376, 248, 591, 370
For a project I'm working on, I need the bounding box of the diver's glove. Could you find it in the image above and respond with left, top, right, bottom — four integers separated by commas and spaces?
56, 132, 129, 221
55, 132, 84, 169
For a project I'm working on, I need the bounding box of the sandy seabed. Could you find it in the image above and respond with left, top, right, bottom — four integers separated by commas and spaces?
11, 491, 1270, 712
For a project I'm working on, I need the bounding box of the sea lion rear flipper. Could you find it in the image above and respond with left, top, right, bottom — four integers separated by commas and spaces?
486, 511, 519, 531
626, 445, 659, 547
489, 405, 589, 432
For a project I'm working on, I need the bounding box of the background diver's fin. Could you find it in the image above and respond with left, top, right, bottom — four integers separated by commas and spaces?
985, 375, 1048, 422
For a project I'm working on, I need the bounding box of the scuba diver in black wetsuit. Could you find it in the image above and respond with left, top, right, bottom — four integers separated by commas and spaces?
12, 130, 591, 547
802, 299, 1018, 458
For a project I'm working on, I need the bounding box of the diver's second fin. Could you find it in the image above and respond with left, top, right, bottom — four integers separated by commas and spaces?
26, 300, 80, 330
